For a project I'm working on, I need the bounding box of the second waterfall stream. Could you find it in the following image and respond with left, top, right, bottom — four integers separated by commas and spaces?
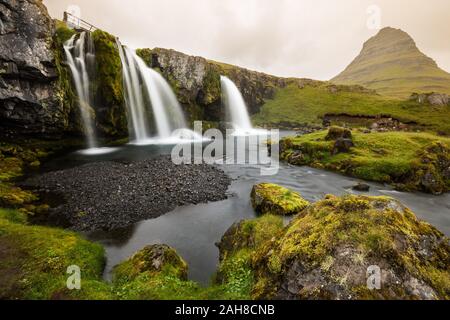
117, 41, 201, 144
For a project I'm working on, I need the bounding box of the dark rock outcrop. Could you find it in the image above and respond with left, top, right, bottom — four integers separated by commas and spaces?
410, 92, 450, 106
332, 138, 355, 155
0, 0, 71, 138
352, 182, 370, 192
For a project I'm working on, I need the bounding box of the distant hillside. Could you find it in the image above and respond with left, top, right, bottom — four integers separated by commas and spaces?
332, 27, 450, 99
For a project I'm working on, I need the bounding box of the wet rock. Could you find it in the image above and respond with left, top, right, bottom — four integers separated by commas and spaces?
353, 183, 370, 192
23, 156, 231, 231
252, 195, 450, 300
251, 183, 309, 216
332, 138, 355, 155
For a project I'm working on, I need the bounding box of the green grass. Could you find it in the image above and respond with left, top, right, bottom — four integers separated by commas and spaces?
0, 209, 112, 300
253, 84, 450, 134
281, 130, 450, 193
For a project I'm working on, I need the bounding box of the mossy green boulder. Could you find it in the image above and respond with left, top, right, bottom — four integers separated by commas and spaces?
251, 183, 310, 216
113, 244, 188, 282
251, 195, 450, 300
325, 126, 352, 141
215, 215, 284, 299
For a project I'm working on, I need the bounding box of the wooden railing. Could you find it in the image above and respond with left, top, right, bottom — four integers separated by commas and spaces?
63, 12, 98, 32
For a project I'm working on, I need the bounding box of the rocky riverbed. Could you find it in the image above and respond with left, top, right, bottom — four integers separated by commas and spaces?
23, 156, 231, 231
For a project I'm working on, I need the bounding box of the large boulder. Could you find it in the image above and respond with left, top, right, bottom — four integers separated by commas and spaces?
113, 244, 188, 282
325, 126, 352, 141
251, 183, 310, 216
411, 93, 449, 106
251, 195, 450, 300
332, 138, 355, 155
0, 0, 71, 137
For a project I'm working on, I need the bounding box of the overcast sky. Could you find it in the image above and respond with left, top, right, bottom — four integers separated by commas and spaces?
43, 0, 450, 80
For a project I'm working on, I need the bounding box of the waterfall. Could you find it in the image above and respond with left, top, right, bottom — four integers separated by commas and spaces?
117, 42, 189, 143
221, 76, 253, 131
64, 32, 97, 149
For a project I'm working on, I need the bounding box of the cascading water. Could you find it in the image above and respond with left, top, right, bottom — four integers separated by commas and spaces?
117, 41, 198, 144
64, 32, 97, 149
117, 43, 150, 141
221, 76, 253, 131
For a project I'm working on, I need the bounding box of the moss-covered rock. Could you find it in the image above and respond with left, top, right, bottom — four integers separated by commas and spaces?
92, 30, 127, 137
325, 126, 353, 141
280, 131, 450, 194
251, 194, 450, 300
215, 215, 284, 299
113, 244, 188, 282
251, 183, 310, 216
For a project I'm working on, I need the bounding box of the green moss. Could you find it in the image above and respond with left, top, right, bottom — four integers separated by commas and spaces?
0, 210, 111, 299
251, 194, 450, 300
136, 48, 153, 66
92, 30, 127, 137
280, 130, 450, 193
253, 84, 450, 134
52, 22, 77, 132
251, 183, 310, 216
0, 143, 50, 208
113, 245, 188, 283
55, 20, 76, 44
325, 126, 352, 141
202, 66, 221, 105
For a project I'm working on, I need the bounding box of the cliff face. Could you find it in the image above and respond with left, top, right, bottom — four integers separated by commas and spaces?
0, 0, 73, 138
136, 48, 290, 123
332, 27, 450, 99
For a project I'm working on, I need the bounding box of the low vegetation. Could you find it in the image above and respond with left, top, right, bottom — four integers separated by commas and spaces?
253, 84, 450, 134
280, 129, 450, 194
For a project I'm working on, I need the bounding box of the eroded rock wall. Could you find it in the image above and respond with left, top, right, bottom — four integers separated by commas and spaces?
136, 48, 291, 123
0, 0, 72, 138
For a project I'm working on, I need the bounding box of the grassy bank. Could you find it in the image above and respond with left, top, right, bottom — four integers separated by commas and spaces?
253, 84, 450, 134
280, 130, 450, 194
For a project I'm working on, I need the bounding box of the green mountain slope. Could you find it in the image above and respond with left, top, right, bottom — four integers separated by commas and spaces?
332, 27, 450, 99
252, 83, 450, 134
